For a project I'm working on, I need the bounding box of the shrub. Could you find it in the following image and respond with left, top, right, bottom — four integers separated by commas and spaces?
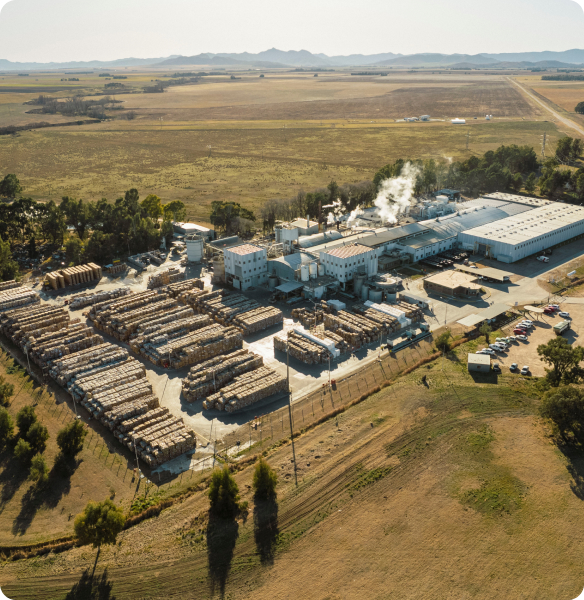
435, 331, 452, 353
0, 375, 14, 407
0, 407, 14, 447
27, 421, 49, 453
541, 385, 584, 445
14, 438, 34, 464
252, 457, 278, 500
16, 405, 37, 438
74, 499, 125, 549
29, 454, 49, 485
208, 466, 241, 518
57, 420, 87, 456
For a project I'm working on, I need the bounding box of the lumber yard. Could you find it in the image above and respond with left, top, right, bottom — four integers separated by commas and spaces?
0, 281, 40, 313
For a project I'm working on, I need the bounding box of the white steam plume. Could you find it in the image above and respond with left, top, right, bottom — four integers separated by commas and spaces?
326, 199, 343, 225
374, 162, 420, 225
346, 207, 364, 227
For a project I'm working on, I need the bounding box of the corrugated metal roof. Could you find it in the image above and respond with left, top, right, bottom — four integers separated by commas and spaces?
226, 244, 264, 256
468, 353, 491, 366
297, 231, 343, 248
290, 219, 319, 228
276, 282, 304, 293
270, 253, 314, 269
323, 244, 372, 258
357, 223, 429, 247
401, 230, 452, 249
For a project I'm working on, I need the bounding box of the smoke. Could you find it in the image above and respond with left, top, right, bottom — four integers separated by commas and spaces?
374, 162, 420, 225
346, 207, 364, 227
326, 199, 343, 225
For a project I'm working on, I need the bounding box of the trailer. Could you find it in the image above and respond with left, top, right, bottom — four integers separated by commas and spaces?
553, 320, 571, 336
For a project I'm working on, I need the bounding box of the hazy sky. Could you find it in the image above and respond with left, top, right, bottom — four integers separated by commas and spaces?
1, 0, 584, 62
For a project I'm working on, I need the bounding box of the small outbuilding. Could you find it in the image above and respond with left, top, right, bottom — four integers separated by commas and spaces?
468, 353, 490, 372
424, 271, 482, 298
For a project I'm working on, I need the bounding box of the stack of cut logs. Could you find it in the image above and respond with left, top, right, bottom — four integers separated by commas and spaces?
291, 307, 324, 329
0, 305, 102, 367
273, 331, 329, 364
0, 282, 40, 313
164, 278, 204, 298
395, 300, 423, 322
70, 287, 131, 310
203, 365, 287, 412
147, 268, 184, 289
181, 349, 263, 402
352, 303, 400, 332
323, 310, 382, 348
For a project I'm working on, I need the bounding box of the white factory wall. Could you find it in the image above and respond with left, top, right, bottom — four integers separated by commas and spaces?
320, 248, 378, 288
458, 218, 584, 263
224, 246, 268, 290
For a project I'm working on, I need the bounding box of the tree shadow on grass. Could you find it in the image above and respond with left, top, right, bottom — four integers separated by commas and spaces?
0, 454, 28, 514
253, 498, 279, 565
207, 513, 239, 599
559, 446, 584, 500
64, 567, 116, 600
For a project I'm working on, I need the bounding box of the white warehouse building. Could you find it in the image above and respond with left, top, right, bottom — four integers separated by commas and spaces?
458, 204, 584, 263
223, 244, 268, 290
320, 244, 378, 290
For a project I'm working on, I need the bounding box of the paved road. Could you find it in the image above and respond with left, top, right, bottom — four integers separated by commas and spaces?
508, 77, 584, 138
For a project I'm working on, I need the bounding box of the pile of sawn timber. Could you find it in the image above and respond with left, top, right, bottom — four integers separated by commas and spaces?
0, 282, 40, 313
147, 268, 184, 289
352, 303, 400, 332
0, 305, 102, 367
49, 342, 196, 467
203, 365, 287, 412
181, 349, 263, 403
46, 263, 102, 290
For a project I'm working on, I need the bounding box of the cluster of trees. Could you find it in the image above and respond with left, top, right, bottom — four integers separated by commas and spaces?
0, 176, 187, 277
210, 201, 257, 236
29, 95, 118, 119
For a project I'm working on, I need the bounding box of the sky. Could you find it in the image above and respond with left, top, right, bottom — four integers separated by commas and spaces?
1, 0, 584, 62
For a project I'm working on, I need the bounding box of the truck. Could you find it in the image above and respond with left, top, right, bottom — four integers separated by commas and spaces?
537, 256, 549, 263
553, 320, 571, 336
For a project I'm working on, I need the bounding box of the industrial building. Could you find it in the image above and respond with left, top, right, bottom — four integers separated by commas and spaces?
320, 244, 378, 290
173, 222, 215, 241
223, 244, 268, 290
423, 271, 482, 298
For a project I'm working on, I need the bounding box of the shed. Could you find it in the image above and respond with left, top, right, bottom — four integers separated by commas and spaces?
468, 353, 490, 372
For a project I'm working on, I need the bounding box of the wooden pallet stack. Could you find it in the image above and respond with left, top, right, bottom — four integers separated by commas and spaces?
323, 311, 381, 348
232, 306, 283, 335
181, 349, 263, 402
70, 287, 131, 310
179, 288, 227, 312
273, 331, 329, 364
291, 307, 324, 329
147, 268, 184, 289
203, 366, 287, 412
0, 286, 40, 313
46, 263, 102, 290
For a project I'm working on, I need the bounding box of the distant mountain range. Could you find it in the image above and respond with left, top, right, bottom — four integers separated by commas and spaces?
2, 48, 584, 71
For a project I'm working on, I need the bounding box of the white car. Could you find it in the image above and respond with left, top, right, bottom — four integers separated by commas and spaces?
510, 363, 518, 371
549, 304, 560, 310
519, 322, 532, 329
478, 348, 496, 355
559, 311, 570, 319
520, 366, 530, 375
507, 336, 517, 342
516, 335, 528, 342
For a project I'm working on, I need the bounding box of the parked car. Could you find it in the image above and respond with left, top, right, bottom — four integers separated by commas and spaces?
543, 308, 555, 315
559, 311, 570, 319
492, 363, 501, 373
513, 328, 526, 335
549, 304, 560, 310
479, 348, 496, 356
520, 366, 530, 375
510, 363, 518, 371
516, 335, 528, 342
519, 322, 532, 329
507, 336, 517, 342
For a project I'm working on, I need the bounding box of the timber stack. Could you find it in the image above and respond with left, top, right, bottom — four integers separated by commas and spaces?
352, 303, 400, 332
203, 365, 287, 412
323, 310, 382, 348
70, 287, 131, 310
147, 267, 184, 289
163, 278, 204, 298
291, 307, 324, 329
46, 263, 102, 290
181, 349, 263, 402
232, 306, 283, 335
273, 331, 329, 364
0, 283, 40, 313
395, 300, 423, 322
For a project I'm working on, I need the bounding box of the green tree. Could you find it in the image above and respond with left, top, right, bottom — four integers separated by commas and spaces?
14, 438, 34, 464
65, 237, 84, 265
40, 201, 67, 245
0, 236, 18, 282
479, 322, 492, 344
435, 331, 451, 353
511, 173, 523, 193
27, 421, 49, 454
29, 453, 49, 485
0, 407, 14, 448
572, 138, 584, 160
27, 234, 37, 260
556, 137, 573, 163
141, 194, 163, 221
60, 197, 90, 240
0, 174, 23, 198
74, 498, 126, 568
16, 405, 37, 438
524, 172, 537, 194
0, 375, 14, 406
208, 466, 241, 518
541, 385, 584, 445
163, 200, 187, 223
252, 457, 278, 500
57, 420, 87, 456
576, 101, 584, 115
160, 220, 174, 246
84, 231, 115, 263
537, 337, 584, 386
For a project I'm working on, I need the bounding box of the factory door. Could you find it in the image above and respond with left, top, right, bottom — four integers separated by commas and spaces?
477, 244, 487, 255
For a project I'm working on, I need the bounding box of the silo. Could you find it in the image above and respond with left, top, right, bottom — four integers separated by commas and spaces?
268, 273, 279, 290
185, 235, 204, 263
353, 272, 366, 297
369, 288, 383, 303
309, 262, 318, 279
318, 263, 325, 276
212, 256, 225, 282
361, 284, 369, 301
301, 264, 310, 282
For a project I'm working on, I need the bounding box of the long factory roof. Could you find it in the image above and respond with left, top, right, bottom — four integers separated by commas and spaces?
321, 244, 373, 258
461, 203, 584, 245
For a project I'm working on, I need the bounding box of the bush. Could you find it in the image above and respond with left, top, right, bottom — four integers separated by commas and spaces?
27, 421, 49, 453
435, 331, 452, 353
0, 407, 14, 448
57, 420, 87, 456
208, 466, 241, 518
29, 453, 49, 485
16, 405, 37, 438
252, 457, 278, 500
0, 375, 14, 407
541, 385, 584, 445
74, 498, 125, 548
14, 438, 34, 464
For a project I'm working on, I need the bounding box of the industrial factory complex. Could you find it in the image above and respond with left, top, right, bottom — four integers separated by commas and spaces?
197, 193, 584, 302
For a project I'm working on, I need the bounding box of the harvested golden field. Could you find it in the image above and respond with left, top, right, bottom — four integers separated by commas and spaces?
0, 121, 560, 224
530, 84, 584, 113
2, 339, 583, 600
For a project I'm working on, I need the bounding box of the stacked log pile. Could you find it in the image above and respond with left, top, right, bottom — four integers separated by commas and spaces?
232, 307, 283, 335
147, 268, 184, 289
395, 300, 423, 322
352, 303, 400, 332
323, 310, 381, 348
0, 280, 21, 292
163, 278, 204, 298
181, 349, 263, 402
0, 285, 40, 313
192, 293, 259, 321
313, 329, 349, 354
203, 366, 287, 412
291, 307, 324, 329
46, 263, 102, 290
274, 331, 329, 364
179, 288, 224, 308
107, 263, 128, 275
70, 287, 131, 310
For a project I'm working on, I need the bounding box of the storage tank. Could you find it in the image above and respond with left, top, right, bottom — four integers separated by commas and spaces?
185, 235, 204, 263
369, 288, 383, 303
361, 284, 369, 301
301, 264, 310, 282
309, 262, 318, 279
353, 272, 367, 297
318, 263, 325, 276
268, 273, 279, 290
212, 256, 225, 282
